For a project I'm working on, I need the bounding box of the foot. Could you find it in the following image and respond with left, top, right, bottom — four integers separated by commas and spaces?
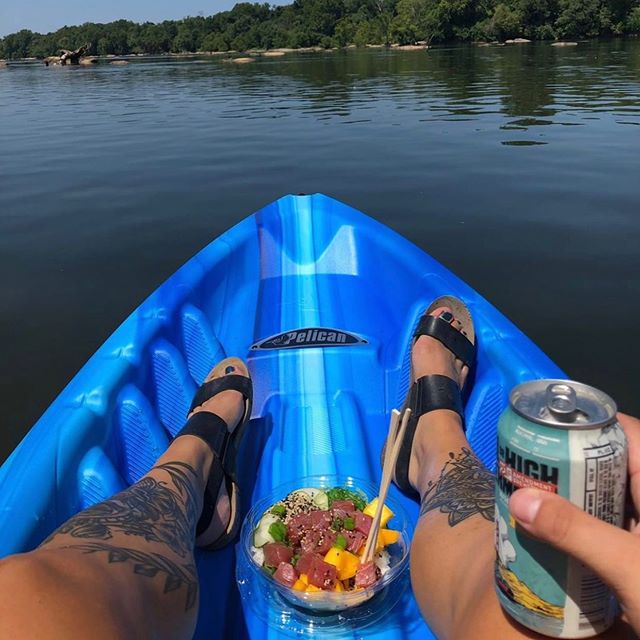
407, 307, 470, 492
187, 358, 247, 432
182, 357, 249, 544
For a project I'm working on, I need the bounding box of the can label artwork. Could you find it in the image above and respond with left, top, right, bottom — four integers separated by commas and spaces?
495, 380, 627, 638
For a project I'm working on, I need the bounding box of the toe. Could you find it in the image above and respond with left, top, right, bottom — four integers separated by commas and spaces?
206, 356, 249, 383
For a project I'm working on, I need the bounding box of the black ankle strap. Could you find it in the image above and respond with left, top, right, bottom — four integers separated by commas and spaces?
175, 412, 230, 537
179, 412, 229, 459
410, 374, 464, 421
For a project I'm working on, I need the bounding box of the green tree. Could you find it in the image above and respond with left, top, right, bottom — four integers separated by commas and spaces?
489, 3, 522, 39
172, 24, 196, 52
555, 0, 602, 37
201, 32, 230, 51
393, 0, 430, 41
627, 6, 640, 31
2, 29, 35, 59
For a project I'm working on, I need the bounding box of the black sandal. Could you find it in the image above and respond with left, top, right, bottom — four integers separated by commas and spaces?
174, 357, 253, 550
391, 296, 476, 501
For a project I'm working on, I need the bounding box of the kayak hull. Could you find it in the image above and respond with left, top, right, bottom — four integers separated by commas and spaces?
0, 194, 564, 638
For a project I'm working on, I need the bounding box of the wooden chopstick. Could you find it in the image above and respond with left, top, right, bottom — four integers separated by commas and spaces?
382, 409, 401, 473
362, 408, 412, 564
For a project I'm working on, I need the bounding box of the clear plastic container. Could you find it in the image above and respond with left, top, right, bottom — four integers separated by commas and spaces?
236, 474, 413, 622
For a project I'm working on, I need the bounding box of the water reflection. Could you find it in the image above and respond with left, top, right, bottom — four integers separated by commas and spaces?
8, 41, 637, 135
0, 40, 639, 462
192, 41, 640, 133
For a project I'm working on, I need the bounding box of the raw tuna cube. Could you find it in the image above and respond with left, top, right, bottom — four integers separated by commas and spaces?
296, 552, 321, 576
300, 529, 337, 555
345, 530, 365, 554
308, 510, 332, 529
355, 561, 378, 588
308, 556, 337, 590
315, 529, 337, 554
354, 512, 373, 535
331, 508, 350, 520
274, 562, 298, 587
263, 542, 293, 567
287, 513, 311, 544
331, 500, 355, 512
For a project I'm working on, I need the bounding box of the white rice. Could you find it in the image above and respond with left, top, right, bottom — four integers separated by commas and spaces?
374, 549, 391, 576
251, 545, 264, 567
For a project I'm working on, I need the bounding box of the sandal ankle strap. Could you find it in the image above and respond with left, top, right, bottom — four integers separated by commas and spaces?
410, 374, 464, 422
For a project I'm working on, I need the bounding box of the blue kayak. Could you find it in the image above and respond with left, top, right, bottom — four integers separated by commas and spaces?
0, 194, 564, 638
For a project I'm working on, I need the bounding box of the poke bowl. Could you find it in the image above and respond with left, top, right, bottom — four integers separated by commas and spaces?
237, 475, 413, 613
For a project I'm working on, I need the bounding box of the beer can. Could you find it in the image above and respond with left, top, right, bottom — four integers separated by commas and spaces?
495, 379, 627, 638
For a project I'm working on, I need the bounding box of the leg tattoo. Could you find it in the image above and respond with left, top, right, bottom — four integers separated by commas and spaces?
41, 461, 202, 611
43, 462, 200, 556
419, 447, 495, 526
68, 543, 198, 611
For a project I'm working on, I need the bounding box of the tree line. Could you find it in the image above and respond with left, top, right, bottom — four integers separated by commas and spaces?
2, 0, 640, 60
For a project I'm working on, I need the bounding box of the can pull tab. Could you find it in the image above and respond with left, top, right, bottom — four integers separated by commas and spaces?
546, 383, 578, 422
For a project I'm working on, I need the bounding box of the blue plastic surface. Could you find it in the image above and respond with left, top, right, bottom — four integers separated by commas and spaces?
0, 194, 564, 638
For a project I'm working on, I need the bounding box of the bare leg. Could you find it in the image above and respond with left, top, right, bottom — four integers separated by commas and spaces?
406, 308, 634, 639
0, 367, 245, 640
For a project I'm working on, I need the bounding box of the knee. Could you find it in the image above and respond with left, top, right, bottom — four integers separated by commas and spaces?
0, 551, 129, 638
0, 552, 43, 583
0, 552, 59, 636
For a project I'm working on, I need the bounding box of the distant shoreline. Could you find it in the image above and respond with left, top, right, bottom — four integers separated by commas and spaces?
2, 44, 433, 65
4, 39, 616, 65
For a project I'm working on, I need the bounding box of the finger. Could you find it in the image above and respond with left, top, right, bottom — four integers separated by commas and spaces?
618, 413, 640, 518
509, 488, 640, 593
630, 474, 640, 527
619, 413, 640, 476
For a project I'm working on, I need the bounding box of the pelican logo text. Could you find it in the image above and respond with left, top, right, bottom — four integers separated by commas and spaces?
251, 328, 367, 350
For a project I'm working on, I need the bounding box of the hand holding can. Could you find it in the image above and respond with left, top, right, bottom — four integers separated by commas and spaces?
509, 413, 640, 638
495, 380, 627, 638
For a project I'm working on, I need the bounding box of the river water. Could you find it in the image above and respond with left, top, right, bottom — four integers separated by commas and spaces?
1, 41, 638, 462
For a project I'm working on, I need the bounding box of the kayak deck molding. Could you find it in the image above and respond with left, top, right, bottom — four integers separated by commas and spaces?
0, 194, 564, 638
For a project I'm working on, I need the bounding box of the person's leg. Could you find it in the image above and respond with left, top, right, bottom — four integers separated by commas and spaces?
0, 363, 247, 640
406, 307, 634, 639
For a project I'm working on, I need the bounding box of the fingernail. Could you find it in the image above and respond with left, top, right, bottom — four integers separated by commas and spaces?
225, 365, 235, 374
510, 489, 543, 525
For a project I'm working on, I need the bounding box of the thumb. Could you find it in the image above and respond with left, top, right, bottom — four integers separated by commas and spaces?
509, 488, 639, 594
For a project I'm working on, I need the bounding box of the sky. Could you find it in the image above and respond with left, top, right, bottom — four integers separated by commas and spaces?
0, 0, 288, 37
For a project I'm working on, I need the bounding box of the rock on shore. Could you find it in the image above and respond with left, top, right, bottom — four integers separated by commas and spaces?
551, 42, 578, 47
395, 44, 429, 50
223, 57, 255, 64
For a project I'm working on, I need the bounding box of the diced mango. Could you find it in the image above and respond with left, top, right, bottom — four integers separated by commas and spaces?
324, 547, 361, 581
337, 550, 360, 581
376, 528, 401, 552
299, 573, 309, 586
363, 498, 394, 527
306, 584, 322, 593
292, 579, 306, 591
324, 547, 343, 568
333, 579, 344, 592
